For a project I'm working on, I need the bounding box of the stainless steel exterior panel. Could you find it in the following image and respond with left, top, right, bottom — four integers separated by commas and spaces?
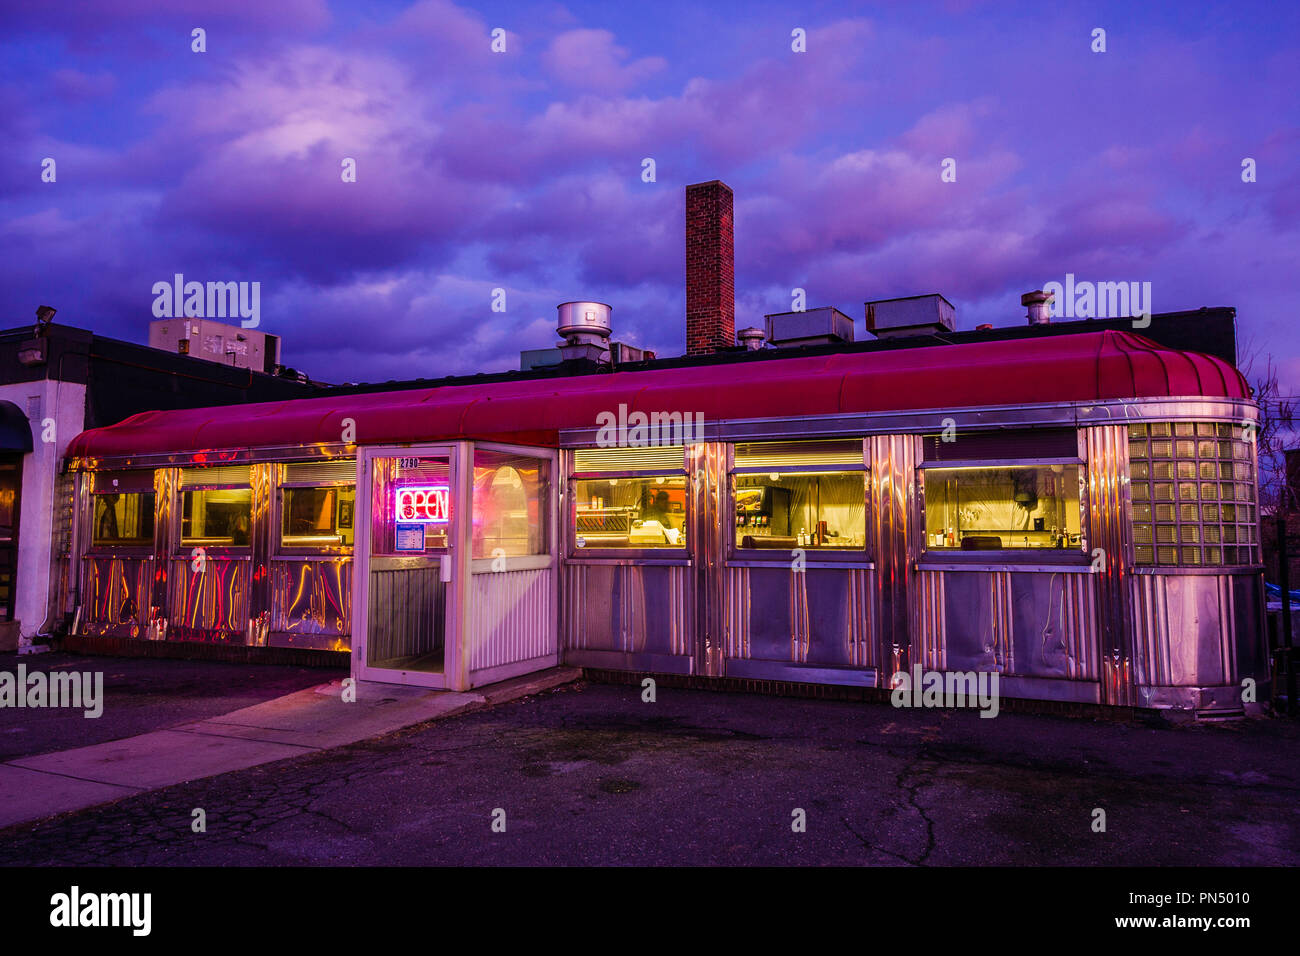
563, 562, 692, 659
689, 442, 725, 675
869, 434, 922, 682
166, 557, 251, 643
1082, 425, 1136, 704
1132, 573, 1226, 687
80, 555, 152, 638
919, 568, 1099, 682
268, 558, 352, 651
724, 565, 875, 668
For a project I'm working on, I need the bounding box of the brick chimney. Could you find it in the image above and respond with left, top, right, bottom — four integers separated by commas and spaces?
685, 180, 735, 355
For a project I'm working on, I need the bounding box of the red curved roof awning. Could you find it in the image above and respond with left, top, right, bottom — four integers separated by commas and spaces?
65, 330, 1249, 459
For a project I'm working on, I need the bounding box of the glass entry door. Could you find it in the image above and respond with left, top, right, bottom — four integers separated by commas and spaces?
354, 446, 458, 686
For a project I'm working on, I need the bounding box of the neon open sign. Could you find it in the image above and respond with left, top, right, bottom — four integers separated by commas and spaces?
395, 485, 450, 523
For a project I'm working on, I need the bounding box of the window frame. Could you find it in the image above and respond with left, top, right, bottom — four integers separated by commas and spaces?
568, 467, 690, 560
728, 440, 871, 563
175, 480, 255, 555
88, 490, 157, 553
471, 448, 551, 563
917, 458, 1090, 564
276, 475, 357, 556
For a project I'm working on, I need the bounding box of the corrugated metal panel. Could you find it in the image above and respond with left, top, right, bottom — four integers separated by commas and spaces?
915, 571, 945, 670
733, 439, 865, 468
367, 566, 445, 665
179, 464, 251, 487
466, 567, 555, 671
573, 445, 686, 472
284, 460, 357, 484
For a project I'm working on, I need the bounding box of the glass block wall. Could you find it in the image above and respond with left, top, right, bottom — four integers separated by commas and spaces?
1128, 422, 1258, 567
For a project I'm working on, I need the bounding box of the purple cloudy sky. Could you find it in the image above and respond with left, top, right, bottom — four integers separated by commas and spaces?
2, 0, 1297, 388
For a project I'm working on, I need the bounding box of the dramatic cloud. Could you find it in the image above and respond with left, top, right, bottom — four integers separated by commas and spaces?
0, 0, 1296, 387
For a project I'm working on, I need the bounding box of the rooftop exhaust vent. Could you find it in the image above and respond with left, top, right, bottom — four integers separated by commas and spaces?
764, 307, 854, 349
865, 294, 955, 339
1022, 290, 1054, 326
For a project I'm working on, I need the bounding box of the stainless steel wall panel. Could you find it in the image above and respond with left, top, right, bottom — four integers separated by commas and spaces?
466, 566, 555, 673
563, 562, 691, 659
247, 463, 275, 646
915, 571, 945, 670
268, 558, 352, 650
1082, 425, 1136, 704
80, 556, 152, 638
1008, 571, 1082, 679
688, 442, 725, 675
1231, 573, 1267, 687
940, 571, 1000, 673
149, 468, 177, 639
166, 557, 250, 643
928, 569, 1100, 680
1132, 573, 1239, 688
724, 565, 874, 668
868, 435, 922, 682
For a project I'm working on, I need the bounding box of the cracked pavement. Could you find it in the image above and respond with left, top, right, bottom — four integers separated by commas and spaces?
0, 681, 1297, 866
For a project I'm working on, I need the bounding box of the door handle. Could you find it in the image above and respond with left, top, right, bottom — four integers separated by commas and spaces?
440, 554, 453, 583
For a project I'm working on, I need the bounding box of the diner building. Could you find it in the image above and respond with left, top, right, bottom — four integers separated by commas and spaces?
55, 182, 1268, 715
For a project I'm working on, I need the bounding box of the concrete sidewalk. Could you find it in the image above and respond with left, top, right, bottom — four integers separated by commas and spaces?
0, 668, 578, 829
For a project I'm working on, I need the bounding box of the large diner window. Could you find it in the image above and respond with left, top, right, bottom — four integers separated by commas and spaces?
91, 471, 155, 547
731, 440, 867, 551
180, 465, 253, 548
279, 460, 356, 551
920, 429, 1085, 554
1128, 422, 1257, 567
473, 449, 549, 557
572, 445, 686, 550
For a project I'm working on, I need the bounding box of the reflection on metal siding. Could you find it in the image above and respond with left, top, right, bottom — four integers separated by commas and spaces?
915, 572, 945, 670
1082, 425, 1135, 703
269, 559, 352, 650
869, 435, 920, 674
150, 469, 177, 625
926, 569, 1098, 680
81, 556, 151, 638
725, 565, 875, 668
167, 558, 250, 643
466, 567, 555, 671
563, 563, 691, 656
368, 566, 445, 665
690, 442, 725, 675
1131, 573, 1232, 687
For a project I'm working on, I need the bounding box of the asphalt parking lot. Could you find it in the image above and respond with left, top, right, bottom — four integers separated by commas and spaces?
0, 652, 343, 762
0, 680, 1296, 866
